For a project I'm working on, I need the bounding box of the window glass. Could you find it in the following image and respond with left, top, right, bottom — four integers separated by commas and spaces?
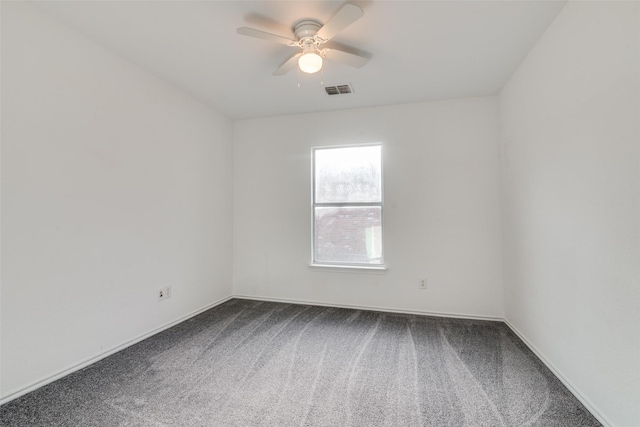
314, 146, 382, 203
312, 145, 383, 266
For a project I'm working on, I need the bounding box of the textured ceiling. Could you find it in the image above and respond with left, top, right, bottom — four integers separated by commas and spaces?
31, 1, 566, 120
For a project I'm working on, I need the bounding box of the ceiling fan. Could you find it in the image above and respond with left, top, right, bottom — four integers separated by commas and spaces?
237, 3, 368, 76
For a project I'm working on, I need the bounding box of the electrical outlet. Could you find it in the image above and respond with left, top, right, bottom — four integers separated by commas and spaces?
157, 286, 172, 301
419, 278, 427, 290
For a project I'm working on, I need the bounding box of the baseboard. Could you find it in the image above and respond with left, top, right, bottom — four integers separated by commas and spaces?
0, 294, 608, 427
0, 294, 234, 406
236, 295, 607, 425
503, 319, 612, 427
232, 294, 503, 322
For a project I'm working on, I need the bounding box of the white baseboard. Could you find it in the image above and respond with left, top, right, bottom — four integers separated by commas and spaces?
503, 319, 612, 427
232, 294, 503, 322
0, 294, 607, 427
0, 294, 234, 406
238, 295, 607, 425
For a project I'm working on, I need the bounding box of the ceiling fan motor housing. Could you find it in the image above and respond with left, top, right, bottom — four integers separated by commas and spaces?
294, 20, 322, 41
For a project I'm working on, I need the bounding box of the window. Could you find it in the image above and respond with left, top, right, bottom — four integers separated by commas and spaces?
312, 144, 384, 268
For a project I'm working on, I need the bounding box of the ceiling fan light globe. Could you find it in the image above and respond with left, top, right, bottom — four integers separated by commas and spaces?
298, 52, 323, 74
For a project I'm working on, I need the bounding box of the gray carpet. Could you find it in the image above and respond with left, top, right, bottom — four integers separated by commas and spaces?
0, 299, 601, 426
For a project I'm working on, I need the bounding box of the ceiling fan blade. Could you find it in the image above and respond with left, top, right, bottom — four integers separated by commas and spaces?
273, 53, 303, 76
237, 27, 297, 46
316, 3, 364, 41
323, 48, 368, 68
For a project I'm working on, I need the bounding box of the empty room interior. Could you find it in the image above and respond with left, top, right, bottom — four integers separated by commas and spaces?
1, 1, 638, 426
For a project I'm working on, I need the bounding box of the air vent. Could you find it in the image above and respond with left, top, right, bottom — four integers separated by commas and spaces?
324, 84, 353, 96
325, 86, 340, 95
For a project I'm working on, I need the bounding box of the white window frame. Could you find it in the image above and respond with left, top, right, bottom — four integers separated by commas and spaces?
311, 143, 386, 271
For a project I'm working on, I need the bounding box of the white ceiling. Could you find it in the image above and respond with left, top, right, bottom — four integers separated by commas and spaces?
31, 1, 566, 120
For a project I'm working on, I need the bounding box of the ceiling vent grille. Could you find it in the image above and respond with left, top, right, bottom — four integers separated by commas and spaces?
325, 84, 353, 95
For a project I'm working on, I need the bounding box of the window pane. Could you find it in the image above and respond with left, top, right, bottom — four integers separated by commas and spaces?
314, 206, 382, 264
315, 146, 381, 203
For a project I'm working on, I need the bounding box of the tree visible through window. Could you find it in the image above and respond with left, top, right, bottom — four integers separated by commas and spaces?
312, 145, 383, 266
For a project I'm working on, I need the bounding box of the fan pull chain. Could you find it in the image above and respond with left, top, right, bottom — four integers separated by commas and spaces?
297, 67, 301, 88
320, 66, 324, 86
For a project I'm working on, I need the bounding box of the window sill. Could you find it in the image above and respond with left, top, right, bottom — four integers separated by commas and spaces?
309, 264, 388, 274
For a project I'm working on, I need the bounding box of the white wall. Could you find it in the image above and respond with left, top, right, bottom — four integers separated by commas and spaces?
499, 2, 639, 426
234, 97, 503, 319
1, 2, 233, 399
